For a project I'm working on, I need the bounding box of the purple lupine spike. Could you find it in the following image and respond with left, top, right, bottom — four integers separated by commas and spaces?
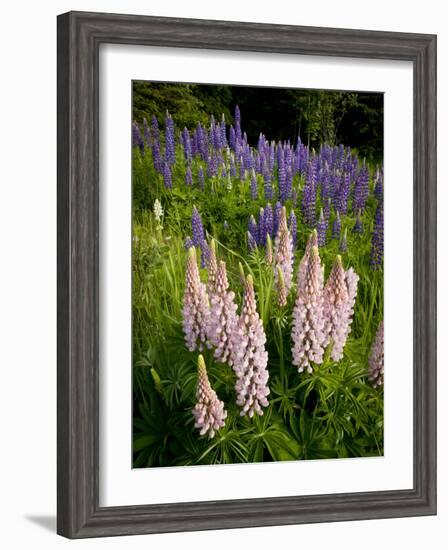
229, 125, 236, 150
162, 161, 172, 189
185, 166, 193, 186
332, 211, 341, 239
182, 247, 210, 352
258, 208, 266, 247
263, 173, 273, 200
151, 139, 162, 173
274, 207, 294, 294
191, 206, 205, 248
353, 160, 370, 214
374, 169, 383, 200
132, 121, 144, 154
164, 111, 176, 164
208, 260, 238, 364
198, 167, 205, 191
231, 275, 269, 417
192, 355, 227, 439
323, 256, 359, 361
368, 321, 384, 388
288, 210, 297, 248
200, 240, 211, 270
143, 117, 152, 147
278, 157, 287, 203
302, 161, 317, 227
317, 208, 327, 247
248, 215, 258, 243
250, 169, 258, 200
273, 201, 282, 236
336, 172, 350, 215
353, 213, 363, 234
151, 115, 160, 143
264, 203, 274, 237
340, 228, 348, 253
370, 203, 384, 269
292, 246, 326, 373
220, 115, 227, 147
181, 127, 192, 161
184, 236, 194, 250
247, 231, 257, 252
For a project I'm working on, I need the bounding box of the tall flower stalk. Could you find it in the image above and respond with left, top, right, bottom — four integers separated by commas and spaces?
192, 355, 227, 439
208, 260, 238, 364
231, 275, 270, 417
274, 206, 294, 296
323, 256, 359, 361
292, 246, 326, 373
182, 247, 210, 352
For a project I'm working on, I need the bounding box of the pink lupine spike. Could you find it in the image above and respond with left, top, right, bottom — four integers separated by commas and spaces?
297, 229, 318, 292
368, 320, 384, 388
182, 246, 210, 352
265, 234, 273, 266
208, 260, 238, 364
276, 265, 288, 307
291, 245, 326, 373
274, 206, 294, 295
192, 355, 227, 439
231, 275, 270, 417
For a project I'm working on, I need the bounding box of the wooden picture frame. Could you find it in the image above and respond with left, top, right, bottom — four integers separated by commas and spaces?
57, 10, 437, 538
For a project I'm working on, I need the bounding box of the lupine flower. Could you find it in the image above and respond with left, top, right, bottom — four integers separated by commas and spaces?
248, 215, 258, 243
184, 236, 194, 250
323, 256, 359, 361
231, 275, 270, 417
151, 115, 160, 143
273, 201, 282, 237
292, 246, 326, 373
316, 208, 327, 247
340, 228, 348, 253
353, 161, 370, 214
368, 320, 384, 388
289, 210, 297, 247
297, 229, 318, 293
264, 203, 274, 238
164, 111, 176, 164
192, 354, 227, 439
370, 203, 384, 269
182, 247, 210, 352
276, 266, 288, 307
274, 207, 294, 294
208, 260, 238, 364
153, 199, 163, 222
162, 161, 172, 189
332, 211, 341, 239
250, 169, 258, 200
191, 206, 205, 248
132, 121, 144, 154
247, 231, 257, 252
185, 166, 193, 186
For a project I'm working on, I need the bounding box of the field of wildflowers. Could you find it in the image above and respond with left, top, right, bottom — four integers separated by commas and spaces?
132, 88, 384, 468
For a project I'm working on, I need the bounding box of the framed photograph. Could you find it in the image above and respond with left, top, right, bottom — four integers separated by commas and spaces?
57, 11, 437, 538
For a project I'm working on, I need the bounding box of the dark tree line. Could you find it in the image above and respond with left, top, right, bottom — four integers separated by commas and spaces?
133, 81, 383, 162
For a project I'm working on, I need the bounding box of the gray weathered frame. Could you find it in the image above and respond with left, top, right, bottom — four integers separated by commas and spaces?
57, 10, 437, 539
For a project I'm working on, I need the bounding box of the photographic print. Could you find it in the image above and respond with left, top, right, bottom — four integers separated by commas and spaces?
132, 81, 384, 468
